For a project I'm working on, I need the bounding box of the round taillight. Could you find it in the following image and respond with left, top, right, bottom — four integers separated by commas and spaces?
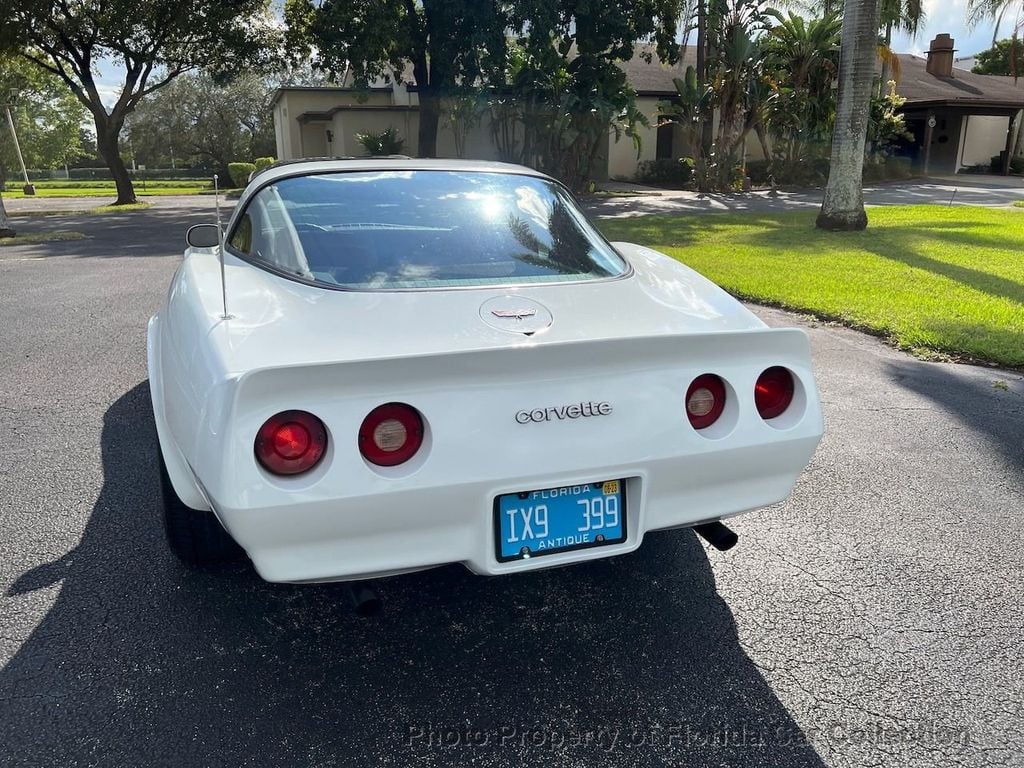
255, 410, 327, 475
359, 403, 424, 466
686, 374, 726, 430
755, 367, 795, 420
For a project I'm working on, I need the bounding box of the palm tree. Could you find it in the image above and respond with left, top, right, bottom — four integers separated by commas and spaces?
762, 11, 842, 165
816, 0, 883, 230
968, 0, 1024, 47
878, 0, 926, 91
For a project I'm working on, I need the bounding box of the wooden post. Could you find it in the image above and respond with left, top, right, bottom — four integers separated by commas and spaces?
922, 113, 935, 176
1002, 112, 1016, 175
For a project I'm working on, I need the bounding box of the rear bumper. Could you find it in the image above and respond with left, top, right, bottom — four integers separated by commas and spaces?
212, 433, 820, 583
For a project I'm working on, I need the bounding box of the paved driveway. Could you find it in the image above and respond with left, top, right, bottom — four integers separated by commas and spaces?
587, 175, 1024, 217
1, 204, 1022, 767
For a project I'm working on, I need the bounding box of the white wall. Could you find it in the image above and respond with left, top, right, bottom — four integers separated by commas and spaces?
607, 96, 663, 179
329, 109, 419, 156
958, 115, 1010, 168
276, 88, 669, 177
275, 90, 396, 159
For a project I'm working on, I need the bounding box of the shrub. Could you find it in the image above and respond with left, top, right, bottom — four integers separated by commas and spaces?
886, 156, 914, 179
228, 162, 257, 187
744, 160, 771, 186
354, 128, 405, 156
987, 153, 1023, 173
634, 157, 694, 187
750, 158, 831, 188
253, 156, 276, 172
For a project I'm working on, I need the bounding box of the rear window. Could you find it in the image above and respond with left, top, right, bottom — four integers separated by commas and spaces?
227, 170, 627, 290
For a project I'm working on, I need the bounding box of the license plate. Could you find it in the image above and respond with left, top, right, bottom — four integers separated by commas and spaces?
494, 479, 627, 562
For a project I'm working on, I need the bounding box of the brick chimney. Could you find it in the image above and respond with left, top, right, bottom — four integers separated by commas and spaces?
926, 34, 956, 77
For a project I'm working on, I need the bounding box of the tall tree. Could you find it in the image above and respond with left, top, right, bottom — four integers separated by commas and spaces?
507, 0, 688, 188
878, 0, 925, 92
285, 0, 508, 158
762, 11, 842, 169
2, 0, 273, 205
0, 46, 17, 236
127, 72, 278, 174
972, 36, 1024, 76
661, 0, 766, 191
816, 0, 882, 230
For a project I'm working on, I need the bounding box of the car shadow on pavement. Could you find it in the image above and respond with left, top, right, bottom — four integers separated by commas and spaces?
885, 359, 1023, 471
1, 207, 221, 261
0, 383, 827, 768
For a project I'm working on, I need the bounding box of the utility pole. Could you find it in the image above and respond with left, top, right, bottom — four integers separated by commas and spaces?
3, 93, 35, 196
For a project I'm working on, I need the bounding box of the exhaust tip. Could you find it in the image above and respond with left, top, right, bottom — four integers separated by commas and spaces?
348, 584, 382, 617
693, 521, 739, 551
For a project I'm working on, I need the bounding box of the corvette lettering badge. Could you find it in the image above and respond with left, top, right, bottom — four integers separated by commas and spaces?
491, 308, 538, 320
516, 402, 613, 424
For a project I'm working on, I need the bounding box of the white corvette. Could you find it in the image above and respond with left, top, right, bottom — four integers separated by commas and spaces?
147, 158, 823, 585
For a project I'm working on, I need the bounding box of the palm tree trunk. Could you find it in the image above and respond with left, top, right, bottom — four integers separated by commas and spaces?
696, 0, 713, 181
817, 0, 882, 231
756, 123, 772, 165
0, 193, 14, 238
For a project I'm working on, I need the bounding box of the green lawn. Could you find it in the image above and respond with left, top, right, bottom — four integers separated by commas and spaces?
5, 179, 211, 197
0, 231, 86, 246
598, 205, 1024, 368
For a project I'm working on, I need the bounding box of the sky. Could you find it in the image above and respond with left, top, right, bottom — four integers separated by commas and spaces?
891, 0, 1006, 58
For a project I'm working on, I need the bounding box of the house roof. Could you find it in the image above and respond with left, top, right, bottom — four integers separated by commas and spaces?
894, 54, 1024, 109
270, 84, 393, 108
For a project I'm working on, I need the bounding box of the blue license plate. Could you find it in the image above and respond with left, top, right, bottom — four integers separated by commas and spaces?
494, 480, 627, 562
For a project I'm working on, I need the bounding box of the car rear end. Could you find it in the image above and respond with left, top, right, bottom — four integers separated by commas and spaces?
196, 328, 822, 583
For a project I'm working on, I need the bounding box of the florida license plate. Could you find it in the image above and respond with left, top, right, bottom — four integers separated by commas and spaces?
494, 480, 627, 562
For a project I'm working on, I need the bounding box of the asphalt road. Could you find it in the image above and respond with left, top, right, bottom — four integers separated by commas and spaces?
1, 203, 1022, 768
587, 176, 1024, 217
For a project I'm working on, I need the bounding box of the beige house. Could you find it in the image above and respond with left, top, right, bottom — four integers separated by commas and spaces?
893, 36, 1024, 174
271, 48, 689, 181
272, 37, 1024, 180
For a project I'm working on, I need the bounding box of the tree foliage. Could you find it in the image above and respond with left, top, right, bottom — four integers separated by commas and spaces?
286, 0, 507, 158
972, 36, 1024, 76
0, 54, 87, 182
126, 72, 278, 174
761, 10, 842, 174
487, 1, 687, 189
2, 0, 275, 203
660, 0, 769, 190
486, 43, 650, 190
286, 0, 686, 188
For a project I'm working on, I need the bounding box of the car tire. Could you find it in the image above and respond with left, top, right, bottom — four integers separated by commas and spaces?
159, 449, 245, 568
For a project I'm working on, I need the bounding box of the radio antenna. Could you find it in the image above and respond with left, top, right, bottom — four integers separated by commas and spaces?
214, 173, 230, 319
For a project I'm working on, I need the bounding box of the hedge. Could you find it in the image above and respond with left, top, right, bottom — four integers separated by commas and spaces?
228, 162, 257, 187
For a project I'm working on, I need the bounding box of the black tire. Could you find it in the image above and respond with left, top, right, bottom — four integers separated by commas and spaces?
159, 448, 244, 568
